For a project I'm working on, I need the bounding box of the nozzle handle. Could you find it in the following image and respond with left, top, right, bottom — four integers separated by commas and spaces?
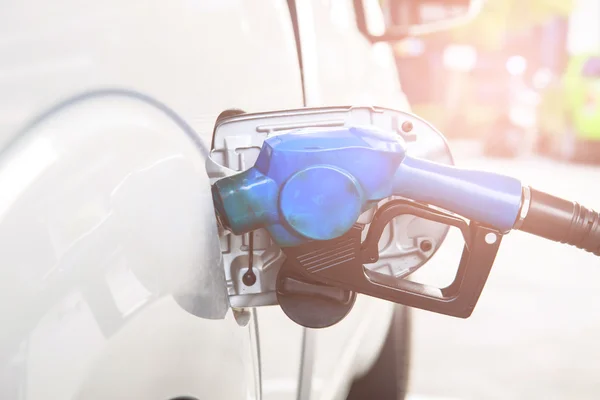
393, 156, 523, 232
519, 188, 600, 256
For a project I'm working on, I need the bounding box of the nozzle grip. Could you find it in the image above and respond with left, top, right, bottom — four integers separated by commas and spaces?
519, 188, 600, 256
393, 156, 523, 232
212, 168, 279, 235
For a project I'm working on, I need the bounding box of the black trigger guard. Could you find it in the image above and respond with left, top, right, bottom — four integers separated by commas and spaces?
280, 199, 503, 318
361, 199, 472, 264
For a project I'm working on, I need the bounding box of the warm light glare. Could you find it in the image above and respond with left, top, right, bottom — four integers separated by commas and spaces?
506, 55, 527, 76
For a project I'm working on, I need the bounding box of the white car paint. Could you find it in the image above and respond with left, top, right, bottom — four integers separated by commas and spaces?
0, 0, 409, 399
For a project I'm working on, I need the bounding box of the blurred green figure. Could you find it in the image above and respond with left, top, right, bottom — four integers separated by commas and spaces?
537, 53, 600, 160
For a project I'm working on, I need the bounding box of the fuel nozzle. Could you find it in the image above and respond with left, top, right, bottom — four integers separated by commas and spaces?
210, 113, 600, 326
212, 125, 523, 247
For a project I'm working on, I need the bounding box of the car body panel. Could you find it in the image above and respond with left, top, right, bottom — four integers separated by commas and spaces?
0, 0, 304, 147
0, 0, 408, 398
0, 94, 252, 399
0, 1, 306, 398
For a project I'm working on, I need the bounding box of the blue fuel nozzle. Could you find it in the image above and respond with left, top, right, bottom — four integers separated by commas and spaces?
212, 126, 523, 247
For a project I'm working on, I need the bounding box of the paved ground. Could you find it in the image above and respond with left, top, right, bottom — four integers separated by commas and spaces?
408, 145, 600, 400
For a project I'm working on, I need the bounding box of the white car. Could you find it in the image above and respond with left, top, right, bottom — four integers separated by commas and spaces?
0, 1, 476, 399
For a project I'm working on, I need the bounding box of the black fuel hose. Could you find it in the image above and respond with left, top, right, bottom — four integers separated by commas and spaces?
516, 187, 600, 256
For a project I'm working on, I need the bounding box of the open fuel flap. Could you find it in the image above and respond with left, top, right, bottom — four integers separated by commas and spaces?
206, 106, 455, 327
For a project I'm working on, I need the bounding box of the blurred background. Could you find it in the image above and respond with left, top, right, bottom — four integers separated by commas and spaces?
393, 0, 600, 159
394, 0, 600, 398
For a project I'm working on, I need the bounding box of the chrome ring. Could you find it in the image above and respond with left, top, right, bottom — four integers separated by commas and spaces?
513, 186, 531, 230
